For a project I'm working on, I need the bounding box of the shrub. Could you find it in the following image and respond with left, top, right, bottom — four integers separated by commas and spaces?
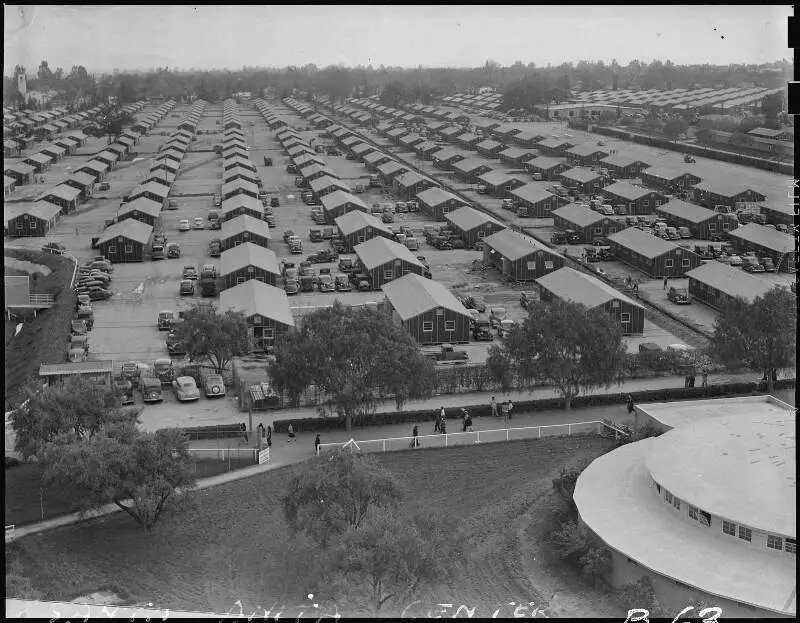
616, 577, 668, 617
578, 545, 612, 585
550, 519, 591, 566
5, 456, 22, 469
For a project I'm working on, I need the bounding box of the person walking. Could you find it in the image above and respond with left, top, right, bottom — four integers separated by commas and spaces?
287, 423, 296, 443
464, 412, 474, 433
490, 396, 498, 418
461, 408, 468, 432
663, 276, 668, 290
434, 409, 441, 433
626, 394, 635, 414
701, 370, 709, 388
266, 425, 272, 447
314, 433, 321, 455
689, 373, 696, 388
411, 425, 419, 448
440, 417, 447, 435
507, 400, 514, 420
684, 374, 690, 388
501, 400, 509, 423
257, 423, 265, 439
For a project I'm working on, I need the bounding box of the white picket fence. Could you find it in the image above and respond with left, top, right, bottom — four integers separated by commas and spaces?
187, 447, 258, 461
317, 420, 618, 456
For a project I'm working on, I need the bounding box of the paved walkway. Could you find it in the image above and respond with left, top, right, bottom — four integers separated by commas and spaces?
138, 369, 789, 434
10, 373, 794, 539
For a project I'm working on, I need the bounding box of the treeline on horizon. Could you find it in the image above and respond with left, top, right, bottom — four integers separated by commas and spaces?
4, 58, 789, 112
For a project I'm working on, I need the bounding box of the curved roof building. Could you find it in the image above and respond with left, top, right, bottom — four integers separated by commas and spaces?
575, 395, 795, 618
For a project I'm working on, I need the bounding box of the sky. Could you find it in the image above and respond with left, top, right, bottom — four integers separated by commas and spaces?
3, 4, 793, 76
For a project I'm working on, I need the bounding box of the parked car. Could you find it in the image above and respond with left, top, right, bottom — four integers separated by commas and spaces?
213, 194, 222, 207
727, 254, 743, 266
760, 257, 776, 272
335, 273, 352, 291
203, 374, 226, 398
141, 376, 163, 403
179, 279, 195, 295
309, 228, 323, 242
338, 258, 355, 273
270, 197, 280, 208
193, 217, 205, 230
167, 199, 179, 210
178, 219, 190, 231
172, 376, 200, 402
465, 295, 487, 313
667, 287, 690, 305
98, 182, 111, 191
284, 279, 299, 295
520, 291, 537, 309
182, 265, 198, 280
318, 274, 335, 292
42, 242, 67, 254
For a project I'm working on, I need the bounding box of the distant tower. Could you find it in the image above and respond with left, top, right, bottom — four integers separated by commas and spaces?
16, 71, 27, 98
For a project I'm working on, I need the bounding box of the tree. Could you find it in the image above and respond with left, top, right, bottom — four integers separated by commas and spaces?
708, 286, 796, 393
171, 303, 252, 375
281, 452, 406, 547
269, 302, 434, 430
37, 60, 53, 83
330, 506, 460, 614
662, 119, 688, 141
761, 92, 783, 120
490, 300, 627, 410
380, 80, 407, 108
11, 377, 137, 460
42, 426, 196, 533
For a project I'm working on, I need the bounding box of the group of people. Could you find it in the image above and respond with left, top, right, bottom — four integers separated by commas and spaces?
683, 371, 709, 388
489, 396, 514, 420
256, 422, 323, 455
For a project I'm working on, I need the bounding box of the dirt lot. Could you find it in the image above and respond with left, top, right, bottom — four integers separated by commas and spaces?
6, 434, 619, 617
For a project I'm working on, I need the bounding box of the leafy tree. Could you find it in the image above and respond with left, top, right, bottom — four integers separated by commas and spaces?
380, 80, 407, 108
12, 377, 137, 460
708, 286, 796, 392
330, 506, 461, 614
171, 303, 252, 375
269, 330, 317, 408
486, 344, 513, 390
662, 119, 688, 141
490, 300, 627, 410
281, 452, 405, 547
761, 92, 783, 120
269, 302, 434, 429
42, 426, 196, 533
37, 60, 53, 83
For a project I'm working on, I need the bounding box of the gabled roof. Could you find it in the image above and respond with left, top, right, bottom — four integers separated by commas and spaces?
417, 186, 465, 209
599, 153, 650, 168
219, 279, 294, 327
294, 153, 326, 167
499, 146, 537, 160
321, 190, 368, 212
602, 181, 658, 201
536, 267, 643, 310
377, 160, 410, 177
12, 201, 61, 221
685, 261, 778, 302
395, 171, 435, 189
566, 143, 609, 158
561, 167, 603, 184
67, 171, 97, 187
310, 175, 350, 194
97, 218, 153, 245
477, 170, 523, 188
363, 151, 392, 164
727, 223, 793, 253
25, 152, 53, 165
608, 227, 680, 258
483, 229, 561, 261
510, 184, 556, 205
80, 160, 109, 173
132, 182, 170, 199
335, 210, 392, 237
476, 139, 504, 151
552, 204, 606, 227
452, 158, 491, 174
95, 150, 119, 162
40, 184, 82, 202
119, 197, 162, 219
301, 163, 338, 179
382, 273, 472, 321
220, 242, 280, 276
538, 138, 574, 149
642, 164, 699, 181
355, 236, 424, 270
445, 206, 505, 232
221, 214, 271, 239
351, 142, 375, 155
692, 180, 766, 200
222, 178, 259, 195
747, 127, 787, 139
221, 195, 263, 215
527, 156, 568, 170
656, 199, 717, 224
513, 131, 544, 143
431, 147, 469, 162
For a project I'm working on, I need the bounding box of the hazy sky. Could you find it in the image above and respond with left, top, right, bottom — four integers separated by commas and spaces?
3, 4, 793, 75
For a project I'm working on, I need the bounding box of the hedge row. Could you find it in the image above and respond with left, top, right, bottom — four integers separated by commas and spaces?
271, 379, 795, 434
176, 423, 246, 440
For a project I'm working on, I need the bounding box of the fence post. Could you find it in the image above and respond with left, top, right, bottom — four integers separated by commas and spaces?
445, 433, 448, 447
506, 429, 509, 442
538, 426, 541, 439
568, 423, 572, 436
383, 439, 386, 452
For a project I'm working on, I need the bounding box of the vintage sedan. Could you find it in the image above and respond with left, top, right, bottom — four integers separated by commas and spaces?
178, 219, 191, 232
172, 376, 200, 402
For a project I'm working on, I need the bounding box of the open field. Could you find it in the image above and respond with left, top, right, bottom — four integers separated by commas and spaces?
6, 434, 618, 617
4, 248, 76, 410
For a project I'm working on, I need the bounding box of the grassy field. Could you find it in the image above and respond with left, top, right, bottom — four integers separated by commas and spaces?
6, 435, 616, 617
4, 249, 76, 411
4, 456, 258, 527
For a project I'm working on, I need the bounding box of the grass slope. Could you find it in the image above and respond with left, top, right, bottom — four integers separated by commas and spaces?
6, 435, 614, 617
4, 249, 76, 411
